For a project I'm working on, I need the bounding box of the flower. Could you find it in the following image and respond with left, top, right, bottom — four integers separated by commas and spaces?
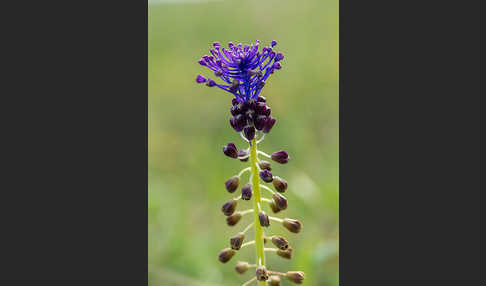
196, 40, 284, 103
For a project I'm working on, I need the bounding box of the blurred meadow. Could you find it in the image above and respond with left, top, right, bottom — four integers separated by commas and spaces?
148, 0, 338, 285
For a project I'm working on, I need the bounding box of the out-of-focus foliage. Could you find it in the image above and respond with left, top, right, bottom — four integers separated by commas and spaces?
149, 0, 338, 285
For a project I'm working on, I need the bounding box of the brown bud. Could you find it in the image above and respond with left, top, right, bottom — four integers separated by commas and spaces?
272, 193, 288, 210
238, 149, 249, 162
226, 212, 242, 226
258, 211, 270, 227
230, 232, 245, 250
256, 265, 269, 281
221, 199, 237, 216
286, 271, 305, 284
283, 218, 302, 233
271, 236, 289, 250
269, 201, 282, 214
225, 176, 240, 193
277, 247, 293, 259
235, 261, 249, 274
268, 275, 282, 286
272, 176, 288, 193
218, 248, 236, 263
258, 160, 272, 171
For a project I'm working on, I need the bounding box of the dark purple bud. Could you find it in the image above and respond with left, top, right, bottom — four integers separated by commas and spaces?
258, 211, 270, 227
218, 248, 236, 263
271, 236, 289, 250
263, 116, 276, 133
243, 126, 255, 141
213, 42, 220, 49
238, 149, 249, 162
286, 271, 305, 284
221, 199, 238, 216
271, 40, 277, 47
230, 115, 246, 132
226, 212, 242, 226
235, 261, 250, 274
283, 218, 302, 233
271, 150, 289, 164
272, 193, 288, 210
275, 52, 284, 62
256, 266, 269, 281
241, 184, 252, 200
196, 74, 206, 83
230, 105, 239, 116
277, 247, 293, 259
230, 232, 245, 250
262, 106, 271, 116
206, 78, 216, 87
225, 176, 240, 193
269, 51, 275, 59
254, 115, 267, 130
222, 142, 238, 158
259, 169, 273, 183
255, 102, 267, 114
257, 96, 266, 103
273, 62, 282, 70
198, 58, 206, 65
258, 160, 272, 171
272, 176, 288, 192
245, 110, 255, 125
258, 81, 265, 89
232, 98, 238, 105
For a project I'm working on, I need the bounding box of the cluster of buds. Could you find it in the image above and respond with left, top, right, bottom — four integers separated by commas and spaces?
197, 40, 305, 285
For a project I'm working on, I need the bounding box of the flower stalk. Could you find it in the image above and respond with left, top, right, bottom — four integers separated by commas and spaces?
250, 138, 267, 286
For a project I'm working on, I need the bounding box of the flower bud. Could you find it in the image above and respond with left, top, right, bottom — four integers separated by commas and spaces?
206, 78, 216, 87
226, 212, 242, 226
272, 176, 288, 192
259, 169, 273, 183
268, 275, 282, 286
241, 184, 253, 200
263, 116, 276, 133
258, 160, 272, 171
258, 211, 270, 227
221, 199, 237, 216
238, 149, 249, 162
275, 52, 284, 62
243, 125, 256, 141
196, 74, 207, 83
254, 115, 267, 130
230, 105, 239, 116
271, 236, 289, 250
256, 266, 269, 281
271, 150, 289, 164
269, 201, 282, 213
230, 114, 246, 132
235, 261, 250, 274
272, 193, 288, 210
232, 98, 238, 105
225, 176, 240, 193
286, 271, 305, 284
283, 218, 302, 233
218, 248, 236, 263
230, 232, 245, 250
277, 247, 293, 259
257, 96, 266, 103
222, 142, 238, 158
271, 40, 277, 47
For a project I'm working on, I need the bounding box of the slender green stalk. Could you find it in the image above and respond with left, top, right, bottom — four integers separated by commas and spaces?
249, 138, 267, 286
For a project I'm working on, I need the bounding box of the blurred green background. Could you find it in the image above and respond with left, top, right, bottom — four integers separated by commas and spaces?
148, 0, 338, 285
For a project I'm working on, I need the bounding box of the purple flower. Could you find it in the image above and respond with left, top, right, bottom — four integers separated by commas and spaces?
259, 169, 273, 183
195, 40, 284, 103
196, 74, 207, 83
223, 142, 238, 158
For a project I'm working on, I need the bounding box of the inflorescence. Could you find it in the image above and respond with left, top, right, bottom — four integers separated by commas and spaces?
196, 40, 305, 285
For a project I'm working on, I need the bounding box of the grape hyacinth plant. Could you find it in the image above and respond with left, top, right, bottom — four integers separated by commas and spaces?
196, 40, 305, 286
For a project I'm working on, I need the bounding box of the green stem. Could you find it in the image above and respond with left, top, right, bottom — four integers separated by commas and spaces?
249, 138, 267, 286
